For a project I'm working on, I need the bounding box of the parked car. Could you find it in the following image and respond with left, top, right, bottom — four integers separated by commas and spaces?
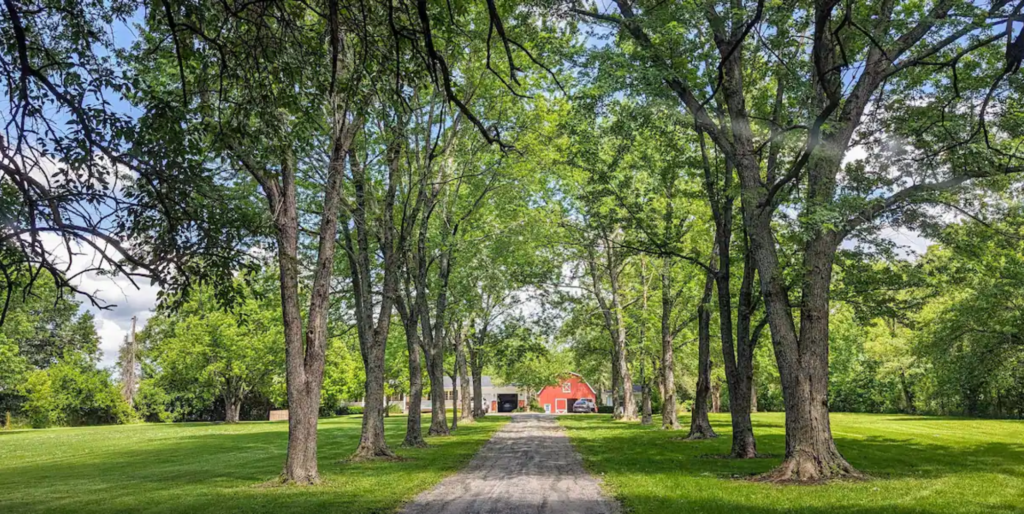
572, 398, 597, 413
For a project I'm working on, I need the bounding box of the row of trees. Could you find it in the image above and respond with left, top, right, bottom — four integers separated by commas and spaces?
3, 0, 1023, 485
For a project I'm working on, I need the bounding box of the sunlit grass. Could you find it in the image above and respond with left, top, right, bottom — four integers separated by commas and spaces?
559, 412, 1024, 513
0, 414, 506, 513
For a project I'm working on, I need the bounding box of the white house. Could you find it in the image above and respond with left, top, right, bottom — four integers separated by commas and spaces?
387, 376, 527, 414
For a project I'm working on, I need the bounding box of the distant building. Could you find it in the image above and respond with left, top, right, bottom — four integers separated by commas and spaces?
404, 376, 526, 414
350, 372, 603, 415
538, 373, 598, 414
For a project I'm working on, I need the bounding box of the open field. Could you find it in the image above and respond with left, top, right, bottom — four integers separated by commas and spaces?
559, 412, 1024, 514
0, 415, 507, 514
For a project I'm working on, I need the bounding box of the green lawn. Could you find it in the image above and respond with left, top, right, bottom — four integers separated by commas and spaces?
0, 415, 506, 514
559, 412, 1024, 514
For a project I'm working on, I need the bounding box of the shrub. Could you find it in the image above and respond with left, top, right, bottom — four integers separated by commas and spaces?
334, 405, 364, 416
19, 359, 135, 428
597, 405, 614, 414
134, 380, 172, 423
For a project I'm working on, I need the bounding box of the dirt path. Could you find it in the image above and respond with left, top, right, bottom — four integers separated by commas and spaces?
399, 413, 619, 514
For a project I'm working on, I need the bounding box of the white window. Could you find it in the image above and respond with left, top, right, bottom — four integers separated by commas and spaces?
562, 382, 572, 393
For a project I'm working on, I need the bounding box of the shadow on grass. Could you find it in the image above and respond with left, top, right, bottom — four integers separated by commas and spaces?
0, 416, 508, 514
560, 415, 1024, 480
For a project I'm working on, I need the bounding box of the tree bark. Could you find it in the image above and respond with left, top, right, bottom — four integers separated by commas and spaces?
641, 381, 652, 425
224, 391, 242, 424
660, 258, 680, 429
751, 381, 758, 413
401, 321, 426, 447
735, 141, 857, 480
469, 336, 485, 417
345, 145, 399, 461
449, 368, 458, 431
266, 125, 352, 483
699, 127, 757, 458
586, 236, 636, 421
425, 348, 449, 436
456, 326, 474, 423
687, 271, 717, 440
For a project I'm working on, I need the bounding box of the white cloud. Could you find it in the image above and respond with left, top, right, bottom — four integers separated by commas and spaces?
35, 233, 160, 369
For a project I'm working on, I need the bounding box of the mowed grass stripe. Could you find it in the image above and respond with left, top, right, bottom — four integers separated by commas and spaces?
559, 412, 1024, 514
0, 415, 507, 514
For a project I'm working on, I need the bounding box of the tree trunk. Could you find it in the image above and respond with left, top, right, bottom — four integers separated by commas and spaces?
347, 146, 398, 461
660, 258, 680, 430
449, 369, 458, 431
273, 144, 334, 484
353, 334, 393, 459
278, 200, 320, 483
470, 344, 485, 417
734, 148, 858, 479
457, 329, 474, 423
688, 271, 717, 440
224, 392, 242, 424
641, 381, 652, 425
701, 137, 757, 458
425, 348, 449, 436
610, 346, 621, 416
618, 341, 636, 420
711, 382, 721, 413
403, 333, 427, 447
899, 371, 915, 414
751, 381, 758, 413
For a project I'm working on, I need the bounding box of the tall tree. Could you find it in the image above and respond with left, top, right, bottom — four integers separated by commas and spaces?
569, 0, 1024, 479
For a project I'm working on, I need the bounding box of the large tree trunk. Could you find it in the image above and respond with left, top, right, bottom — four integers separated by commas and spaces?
224, 388, 242, 424
272, 140, 338, 484
277, 189, 318, 484
403, 332, 427, 447
735, 148, 857, 479
688, 272, 717, 440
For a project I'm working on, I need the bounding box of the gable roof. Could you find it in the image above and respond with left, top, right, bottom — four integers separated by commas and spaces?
540, 372, 597, 396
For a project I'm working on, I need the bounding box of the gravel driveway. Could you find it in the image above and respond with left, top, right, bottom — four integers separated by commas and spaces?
400, 413, 619, 514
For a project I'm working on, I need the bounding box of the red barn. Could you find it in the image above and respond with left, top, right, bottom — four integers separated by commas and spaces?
538, 373, 597, 414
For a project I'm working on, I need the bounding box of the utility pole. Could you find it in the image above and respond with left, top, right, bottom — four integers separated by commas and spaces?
119, 316, 138, 407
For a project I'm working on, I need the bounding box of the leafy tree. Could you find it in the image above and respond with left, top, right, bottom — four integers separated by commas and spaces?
19, 355, 134, 428
565, 0, 1024, 480
144, 287, 283, 423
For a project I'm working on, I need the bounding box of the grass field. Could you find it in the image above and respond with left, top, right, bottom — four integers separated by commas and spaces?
0, 415, 506, 514
559, 412, 1024, 514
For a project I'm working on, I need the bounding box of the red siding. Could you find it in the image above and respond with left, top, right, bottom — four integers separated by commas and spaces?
538, 374, 596, 413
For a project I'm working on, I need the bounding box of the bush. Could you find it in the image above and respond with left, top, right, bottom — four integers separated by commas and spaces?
597, 405, 614, 414
134, 380, 172, 423
334, 405, 364, 416
19, 359, 135, 428
528, 398, 545, 413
